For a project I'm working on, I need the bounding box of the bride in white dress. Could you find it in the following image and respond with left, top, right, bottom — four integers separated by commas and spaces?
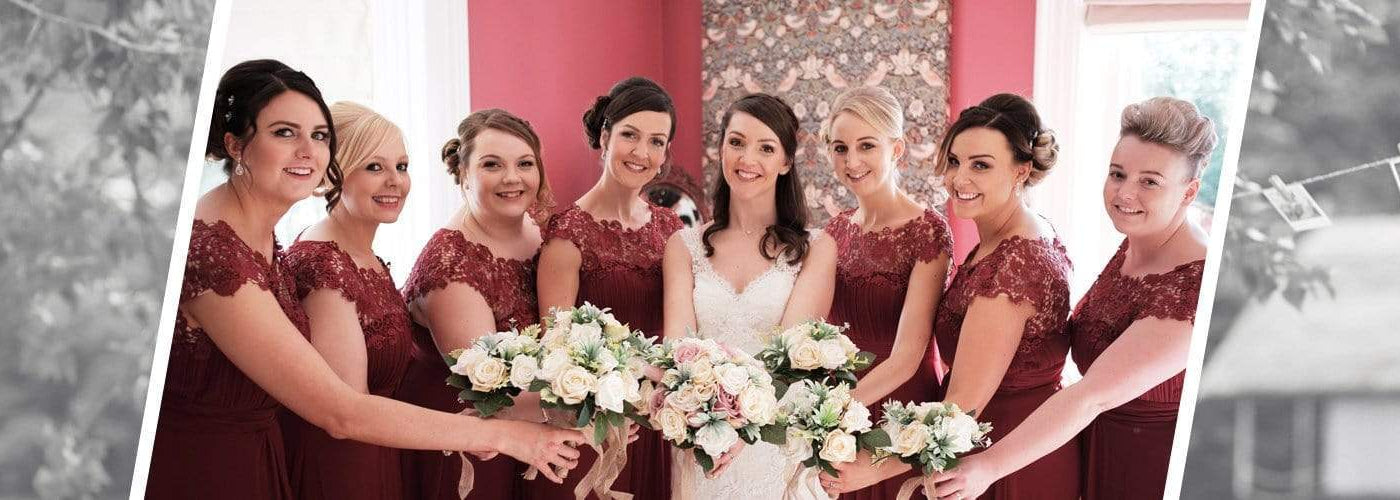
662, 94, 837, 499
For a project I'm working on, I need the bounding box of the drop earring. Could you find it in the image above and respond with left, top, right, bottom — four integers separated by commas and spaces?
234, 159, 246, 176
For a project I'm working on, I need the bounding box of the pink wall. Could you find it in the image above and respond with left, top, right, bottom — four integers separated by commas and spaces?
947, 0, 1037, 263
467, 0, 1036, 248
467, 0, 703, 207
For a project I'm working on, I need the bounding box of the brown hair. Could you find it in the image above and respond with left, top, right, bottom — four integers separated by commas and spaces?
442, 109, 555, 217
934, 93, 1058, 186
1119, 97, 1217, 179
582, 76, 677, 149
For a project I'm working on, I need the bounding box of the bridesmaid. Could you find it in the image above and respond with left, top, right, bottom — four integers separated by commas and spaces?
394, 108, 553, 500
823, 93, 1079, 499
925, 97, 1213, 500
529, 76, 682, 499
820, 86, 953, 499
280, 101, 414, 499
146, 60, 582, 500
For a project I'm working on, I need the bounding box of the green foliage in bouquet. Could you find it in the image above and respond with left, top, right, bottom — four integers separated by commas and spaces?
758, 320, 875, 398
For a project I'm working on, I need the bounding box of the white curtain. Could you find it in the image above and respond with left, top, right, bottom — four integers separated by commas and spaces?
212, 0, 470, 284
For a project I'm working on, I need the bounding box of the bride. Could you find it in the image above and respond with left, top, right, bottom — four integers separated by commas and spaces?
662, 93, 837, 499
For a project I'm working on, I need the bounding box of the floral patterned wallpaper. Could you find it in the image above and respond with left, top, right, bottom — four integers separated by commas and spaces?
701, 0, 953, 225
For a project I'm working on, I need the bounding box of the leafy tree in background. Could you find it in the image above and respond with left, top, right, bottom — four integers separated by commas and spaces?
0, 0, 210, 497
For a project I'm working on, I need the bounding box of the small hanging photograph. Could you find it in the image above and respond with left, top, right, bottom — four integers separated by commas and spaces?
1261, 180, 1332, 231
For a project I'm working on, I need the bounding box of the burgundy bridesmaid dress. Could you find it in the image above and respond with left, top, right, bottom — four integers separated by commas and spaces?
825, 208, 953, 500
521, 203, 682, 500
279, 240, 414, 499
146, 219, 307, 499
930, 235, 1079, 500
394, 229, 538, 500
1068, 240, 1203, 500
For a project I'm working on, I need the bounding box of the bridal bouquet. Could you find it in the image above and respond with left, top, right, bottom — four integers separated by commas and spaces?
530, 303, 654, 444
872, 401, 991, 474
761, 380, 889, 476
641, 337, 781, 472
758, 320, 875, 395
444, 325, 543, 417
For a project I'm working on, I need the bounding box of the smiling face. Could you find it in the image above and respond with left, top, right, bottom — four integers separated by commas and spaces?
721, 111, 791, 202
1104, 134, 1199, 237
227, 91, 332, 205
338, 133, 410, 224
942, 127, 1029, 220
827, 112, 904, 198
599, 110, 672, 190
464, 128, 541, 220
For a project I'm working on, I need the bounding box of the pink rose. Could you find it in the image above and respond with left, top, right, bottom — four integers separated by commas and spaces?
650, 388, 669, 415
713, 388, 740, 420
673, 344, 704, 364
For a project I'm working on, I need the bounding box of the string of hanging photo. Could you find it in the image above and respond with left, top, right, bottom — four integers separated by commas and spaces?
1231, 143, 1400, 232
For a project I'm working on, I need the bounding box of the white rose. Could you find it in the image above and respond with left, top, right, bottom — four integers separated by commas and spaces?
939, 413, 982, 454
818, 338, 848, 370
569, 322, 603, 344
655, 407, 688, 442
538, 350, 571, 381
469, 357, 509, 391
553, 310, 572, 326
788, 338, 823, 370
509, 355, 539, 389
552, 366, 597, 405
595, 372, 626, 413
715, 363, 751, 395
779, 380, 818, 414
893, 422, 932, 457
689, 359, 716, 386
594, 348, 618, 374
738, 386, 778, 426
604, 321, 630, 341
782, 427, 813, 461
661, 369, 683, 388
840, 401, 873, 433
621, 369, 642, 403
695, 422, 740, 458
449, 347, 488, 376
745, 365, 773, 387
819, 430, 857, 463
838, 334, 858, 356
496, 335, 526, 356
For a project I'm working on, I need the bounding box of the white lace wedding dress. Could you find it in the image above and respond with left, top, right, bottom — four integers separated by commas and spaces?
672, 227, 825, 500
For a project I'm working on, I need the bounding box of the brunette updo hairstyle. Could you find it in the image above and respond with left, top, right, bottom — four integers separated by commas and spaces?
206, 59, 340, 186
934, 93, 1058, 186
581, 76, 677, 150
704, 93, 810, 265
441, 109, 555, 217
1119, 97, 1218, 179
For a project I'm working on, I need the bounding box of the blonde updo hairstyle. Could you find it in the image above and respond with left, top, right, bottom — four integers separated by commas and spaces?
441, 109, 555, 220
934, 93, 1058, 187
321, 101, 403, 211
1119, 97, 1217, 179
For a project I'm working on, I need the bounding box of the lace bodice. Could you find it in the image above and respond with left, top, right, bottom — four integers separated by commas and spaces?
680, 227, 801, 352
1069, 240, 1203, 405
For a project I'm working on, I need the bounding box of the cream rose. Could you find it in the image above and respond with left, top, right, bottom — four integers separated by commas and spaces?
655, 408, 688, 442
788, 337, 823, 370
893, 422, 932, 457
738, 385, 778, 426
666, 384, 704, 413
469, 357, 509, 391
509, 355, 539, 389
818, 338, 848, 370
449, 347, 488, 376
939, 413, 982, 454
552, 366, 597, 405
636, 380, 656, 416
603, 321, 630, 341
537, 350, 571, 381
819, 430, 857, 463
593, 348, 618, 374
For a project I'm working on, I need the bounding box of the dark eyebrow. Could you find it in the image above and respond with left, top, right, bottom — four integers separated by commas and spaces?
478, 154, 502, 162
268, 120, 329, 131
968, 154, 995, 160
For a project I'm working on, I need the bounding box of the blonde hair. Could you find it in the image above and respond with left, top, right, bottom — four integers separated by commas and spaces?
322, 101, 404, 210
821, 85, 905, 143
1119, 97, 1217, 179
